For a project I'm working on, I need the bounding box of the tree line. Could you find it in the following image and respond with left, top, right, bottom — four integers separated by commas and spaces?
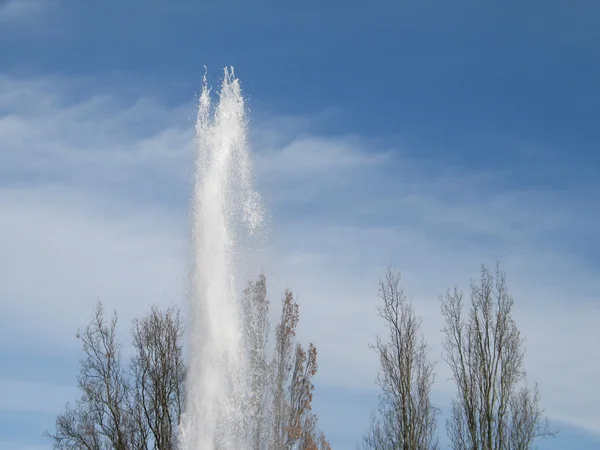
48, 264, 554, 449
47, 275, 330, 450
363, 264, 555, 450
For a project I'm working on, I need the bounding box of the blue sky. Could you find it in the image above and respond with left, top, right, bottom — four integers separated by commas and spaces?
1, 0, 599, 448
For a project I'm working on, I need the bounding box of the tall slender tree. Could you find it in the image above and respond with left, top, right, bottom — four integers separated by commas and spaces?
272, 289, 300, 449
441, 265, 554, 450
363, 267, 439, 450
271, 288, 330, 450
242, 274, 272, 449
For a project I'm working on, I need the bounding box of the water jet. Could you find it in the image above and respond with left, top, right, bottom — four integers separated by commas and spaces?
179, 67, 264, 449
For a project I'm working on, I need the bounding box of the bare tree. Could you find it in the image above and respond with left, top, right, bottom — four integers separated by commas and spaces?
130, 305, 187, 449
48, 302, 187, 450
363, 267, 439, 450
47, 302, 131, 450
441, 265, 554, 450
49, 402, 103, 450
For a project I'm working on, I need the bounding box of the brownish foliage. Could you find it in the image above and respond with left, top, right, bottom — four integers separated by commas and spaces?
271, 287, 329, 450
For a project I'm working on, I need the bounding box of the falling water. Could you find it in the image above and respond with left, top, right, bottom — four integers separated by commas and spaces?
180, 67, 264, 449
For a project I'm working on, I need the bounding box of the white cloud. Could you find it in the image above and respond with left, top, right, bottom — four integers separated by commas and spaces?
0, 76, 196, 188
0, 75, 598, 445
256, 135, 389, 178
0, 185, 187, 351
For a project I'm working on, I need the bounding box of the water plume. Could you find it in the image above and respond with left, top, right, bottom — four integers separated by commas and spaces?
180, 67, 264, 449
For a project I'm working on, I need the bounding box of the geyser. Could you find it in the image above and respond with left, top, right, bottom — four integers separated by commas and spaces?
179, 67, 264, 449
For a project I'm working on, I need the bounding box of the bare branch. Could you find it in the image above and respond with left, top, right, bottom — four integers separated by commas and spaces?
130, 304, 187, 449
364, 266, 439, 450
441, 265, 556, 450
47, 301, 130, 450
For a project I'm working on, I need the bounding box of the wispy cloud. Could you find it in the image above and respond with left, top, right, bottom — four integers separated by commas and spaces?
0, 185, 187, 349
0, 74, 598, 448
0, 76, 195, 190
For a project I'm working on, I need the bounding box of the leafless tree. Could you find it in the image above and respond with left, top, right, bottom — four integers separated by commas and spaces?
441, 265, 554, 450
48, 302, 187, 450
130, 305, 186, 449
47, 302, 131, 450
363, 267, 439, 450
